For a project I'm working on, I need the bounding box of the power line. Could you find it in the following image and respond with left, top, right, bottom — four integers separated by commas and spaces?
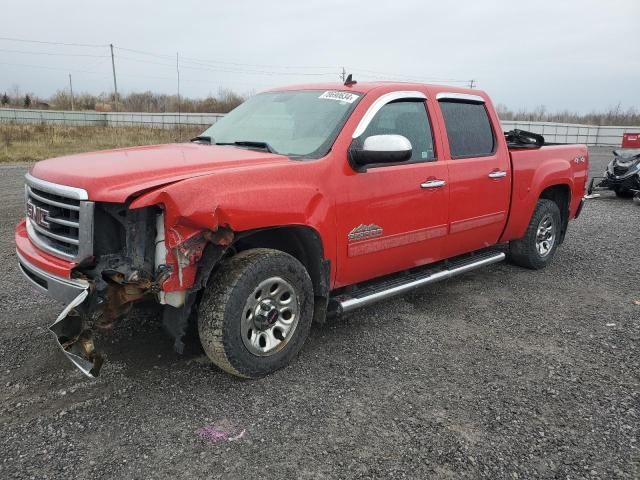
179, 61, 335, 77
1, 37, 474, 84
353, 69, 472, 84
355, 74, 472, 85
0, 36, 107, 48
115, 54, 336, 77
0, 61, 110, 76
180, 59, 334, 76
180, 55, 337, 71
0, 48, 109, 58
114, 45, 337, 71
0, 60, 241, 85
1, 37, 477, 95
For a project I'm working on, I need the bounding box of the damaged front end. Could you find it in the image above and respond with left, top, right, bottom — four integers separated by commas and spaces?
45, 202, 232, 378
49, 290, 101, 377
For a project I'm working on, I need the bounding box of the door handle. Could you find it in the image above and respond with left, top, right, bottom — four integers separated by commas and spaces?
488, 170, 507, 179
421, 179, 446, 189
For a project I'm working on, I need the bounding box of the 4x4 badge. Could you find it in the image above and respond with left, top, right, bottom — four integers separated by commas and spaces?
348, 224, 383, 242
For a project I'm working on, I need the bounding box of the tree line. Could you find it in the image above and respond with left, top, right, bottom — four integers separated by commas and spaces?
495, 104, 640, 127
1, 86, 639, 125
0, 87, 245, 114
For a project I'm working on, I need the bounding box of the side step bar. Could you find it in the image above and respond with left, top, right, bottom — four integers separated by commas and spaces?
330, 250, 506, 315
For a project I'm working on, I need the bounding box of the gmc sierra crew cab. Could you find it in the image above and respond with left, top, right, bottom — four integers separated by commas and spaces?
15, 81, 589, 379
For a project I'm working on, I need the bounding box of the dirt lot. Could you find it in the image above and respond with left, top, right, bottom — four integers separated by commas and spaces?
0, 147, 638, 479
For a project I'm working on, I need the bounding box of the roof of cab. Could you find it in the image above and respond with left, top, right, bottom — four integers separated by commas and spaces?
267, 81, 488, 100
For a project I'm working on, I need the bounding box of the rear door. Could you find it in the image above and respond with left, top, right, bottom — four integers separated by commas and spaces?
436, 94, 511, 256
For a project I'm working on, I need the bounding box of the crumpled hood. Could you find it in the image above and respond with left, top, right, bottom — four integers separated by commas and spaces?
29, 143, 291, 202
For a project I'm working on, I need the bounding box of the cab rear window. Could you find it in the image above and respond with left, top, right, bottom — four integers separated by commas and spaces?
439, 101, 495, 158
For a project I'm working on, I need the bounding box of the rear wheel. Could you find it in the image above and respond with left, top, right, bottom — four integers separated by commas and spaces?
198, 248, 314, 378
508, 199, 562, 270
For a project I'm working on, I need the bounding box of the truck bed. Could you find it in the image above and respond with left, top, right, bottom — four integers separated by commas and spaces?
500, 144, 589, 243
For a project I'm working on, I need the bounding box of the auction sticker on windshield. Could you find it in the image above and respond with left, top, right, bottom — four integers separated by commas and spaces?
319, 91, 360, 103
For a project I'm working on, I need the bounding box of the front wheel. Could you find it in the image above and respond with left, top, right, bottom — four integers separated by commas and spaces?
198, 248, 314, 378
508, 199, 562, 270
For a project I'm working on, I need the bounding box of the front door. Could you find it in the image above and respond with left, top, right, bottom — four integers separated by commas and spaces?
335, 97, 450, 287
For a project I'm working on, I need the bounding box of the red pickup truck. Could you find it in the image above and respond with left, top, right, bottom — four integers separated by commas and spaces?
15, 81, 589, 378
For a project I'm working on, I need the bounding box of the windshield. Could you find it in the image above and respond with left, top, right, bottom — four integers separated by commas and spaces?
200, 90, 361, 158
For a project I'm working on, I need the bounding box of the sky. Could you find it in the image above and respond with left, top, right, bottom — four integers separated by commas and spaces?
1, 0, 638, 113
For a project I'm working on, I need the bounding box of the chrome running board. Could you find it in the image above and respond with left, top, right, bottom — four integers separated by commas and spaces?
330, 250, 505, 315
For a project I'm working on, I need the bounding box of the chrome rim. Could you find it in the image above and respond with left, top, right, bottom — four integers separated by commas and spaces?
241, 276, 299, 357
535, 214, 555, 257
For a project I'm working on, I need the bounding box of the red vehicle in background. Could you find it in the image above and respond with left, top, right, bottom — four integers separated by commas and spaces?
622, 133, 640, 148
15, 81, 589, 379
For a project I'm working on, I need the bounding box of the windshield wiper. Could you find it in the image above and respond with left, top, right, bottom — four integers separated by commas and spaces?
190, 135, 213, 144
218, 141, 276, 153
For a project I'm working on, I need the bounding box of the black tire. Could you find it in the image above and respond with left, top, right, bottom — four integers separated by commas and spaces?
614, 187, 634, 198
508, 199, 562, 270
198, 248, 314, 378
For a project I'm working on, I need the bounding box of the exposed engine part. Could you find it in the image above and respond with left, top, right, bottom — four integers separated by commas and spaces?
154, 212, 186, 307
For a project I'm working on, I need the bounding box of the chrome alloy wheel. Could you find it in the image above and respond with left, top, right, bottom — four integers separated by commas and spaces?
535, 214, 555, 257
241, 276, 299, 356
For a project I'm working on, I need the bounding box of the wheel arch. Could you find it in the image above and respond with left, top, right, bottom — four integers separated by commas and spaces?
232, 225, 330, 314
538, 184, 571, 243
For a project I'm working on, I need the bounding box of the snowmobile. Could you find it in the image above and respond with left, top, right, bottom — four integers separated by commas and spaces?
588, 149, 640, 205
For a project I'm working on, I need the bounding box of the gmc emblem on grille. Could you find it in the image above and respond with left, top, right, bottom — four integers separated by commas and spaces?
26, 200, 51, 228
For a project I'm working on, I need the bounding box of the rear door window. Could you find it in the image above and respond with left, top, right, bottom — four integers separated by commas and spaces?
438, 101, 495, 158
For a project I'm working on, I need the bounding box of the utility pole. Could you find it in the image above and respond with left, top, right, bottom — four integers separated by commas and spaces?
176, 52, 181, 135
68, 74, 74, 111
110, 44, 119, 111
340, 67, 346, 82
469, 79, 476, 89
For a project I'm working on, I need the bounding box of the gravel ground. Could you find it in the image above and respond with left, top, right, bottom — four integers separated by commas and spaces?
0, 147, 638, 479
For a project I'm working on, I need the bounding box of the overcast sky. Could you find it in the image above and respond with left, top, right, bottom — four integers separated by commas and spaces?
1, 0, 638, 113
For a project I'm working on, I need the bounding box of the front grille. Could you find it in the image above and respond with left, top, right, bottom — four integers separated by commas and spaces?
25, 174, 94, 262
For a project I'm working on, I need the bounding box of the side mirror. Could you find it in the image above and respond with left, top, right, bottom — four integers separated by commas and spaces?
350, 134, 412, 167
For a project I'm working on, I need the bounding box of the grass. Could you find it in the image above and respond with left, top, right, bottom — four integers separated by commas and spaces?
0, 123, 202, 163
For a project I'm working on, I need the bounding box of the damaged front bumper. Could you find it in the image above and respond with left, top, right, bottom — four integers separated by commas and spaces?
17, 251, 102, 378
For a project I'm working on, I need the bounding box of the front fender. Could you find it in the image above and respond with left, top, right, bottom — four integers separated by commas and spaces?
129, 166, 334, 291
